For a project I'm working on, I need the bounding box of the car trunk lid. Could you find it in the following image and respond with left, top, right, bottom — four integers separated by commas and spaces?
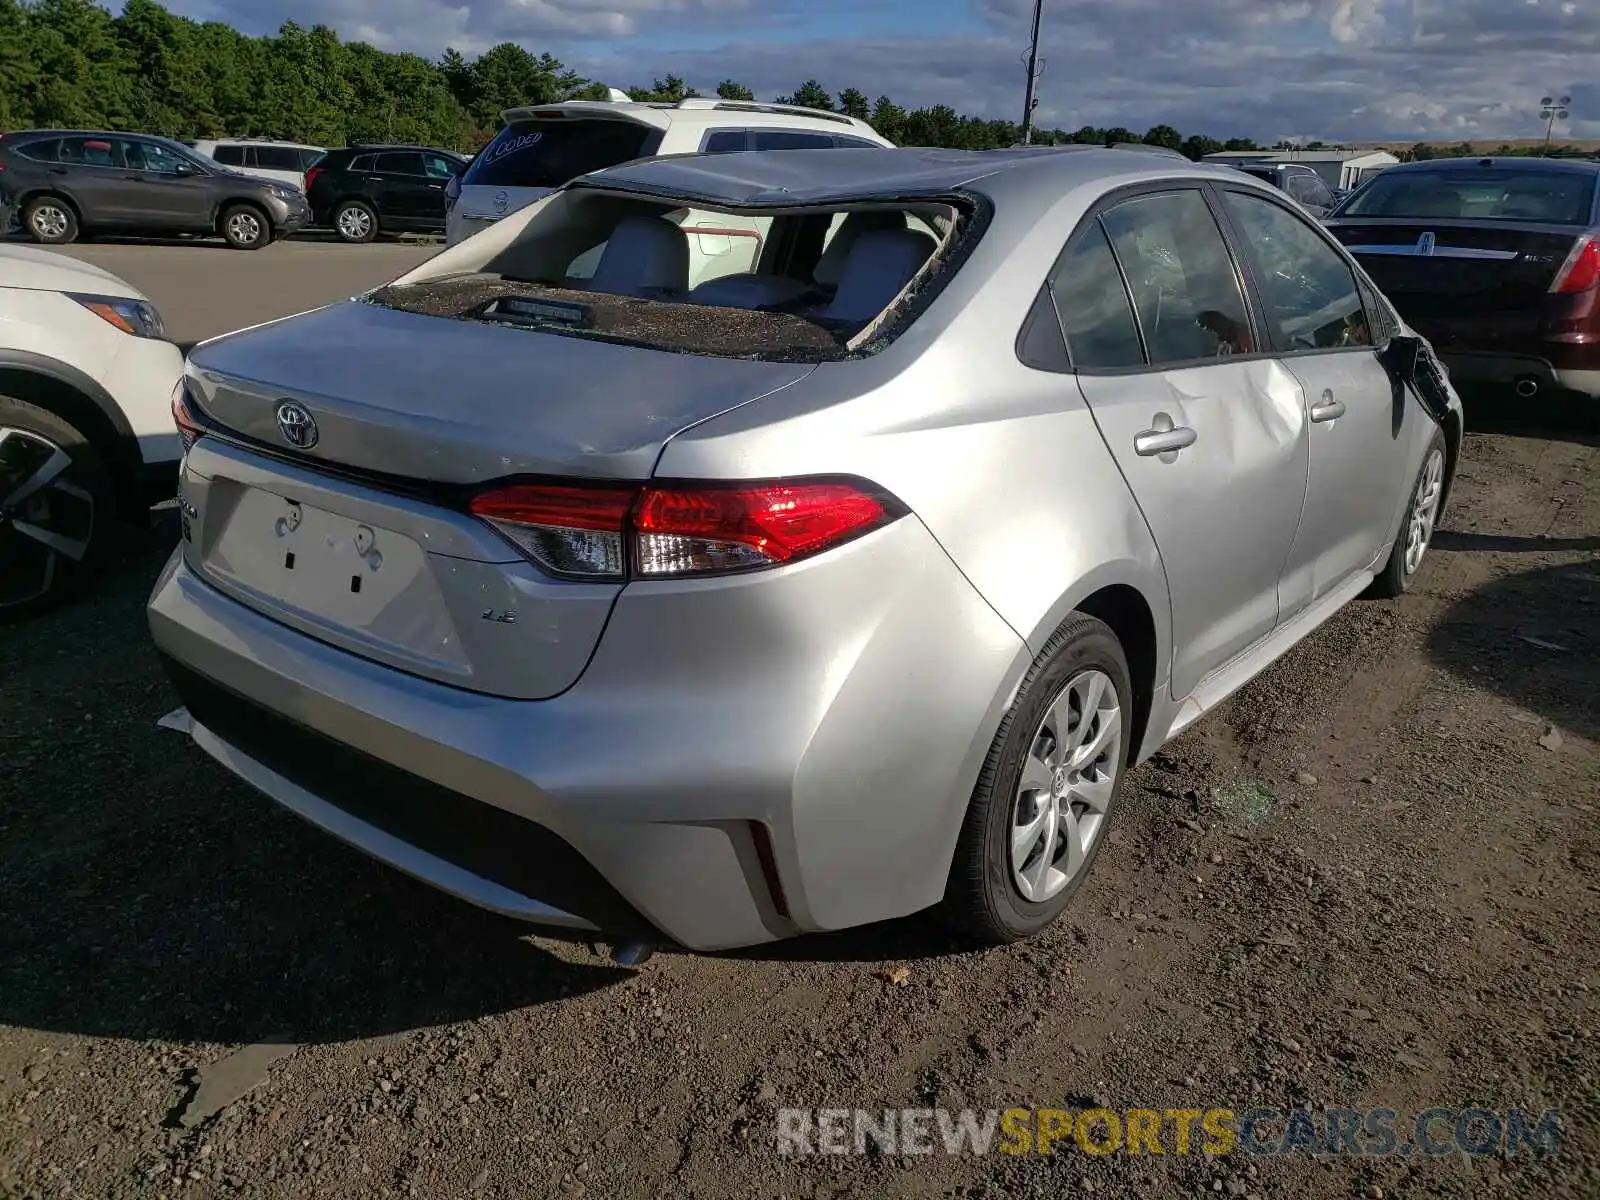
180, 299, 816, 699
1332, 220, 1586, 344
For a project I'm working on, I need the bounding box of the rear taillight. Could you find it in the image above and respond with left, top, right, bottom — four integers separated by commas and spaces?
1550, 235, 1600, 294
172, 380, 205, 451
468, 478, 901, 581
303, 165, 322, 191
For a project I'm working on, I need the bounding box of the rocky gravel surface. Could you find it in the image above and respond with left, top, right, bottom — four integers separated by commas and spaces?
1, 421, 1596, 1200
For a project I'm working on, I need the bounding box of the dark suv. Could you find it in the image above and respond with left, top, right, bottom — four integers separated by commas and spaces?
0, 130, 311, 250
1235, 163, 1339, 217
304, 144, 467, 243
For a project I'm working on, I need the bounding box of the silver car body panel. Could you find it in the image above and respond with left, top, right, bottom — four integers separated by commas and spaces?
150, 147, 1462, 948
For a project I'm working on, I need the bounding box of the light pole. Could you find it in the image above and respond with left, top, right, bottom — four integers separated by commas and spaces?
1020, 0, 1045, 144
1541, 94, 1571, 155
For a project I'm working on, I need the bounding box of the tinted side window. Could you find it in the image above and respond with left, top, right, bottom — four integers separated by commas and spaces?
834, 136, 880, 148
58, 137, 123, 168
752, 130, 836, 151
421, 152, 457, 179
299, 149, 325, 170
255, 147, 304, 171
1100, 190, 1254, 363
1049, 221, 1145, 370
704, 130, 749, 153
463, 120, 656, 188
212, 144, 247, 166
347, 154, 374, 173
125, 141, 191, 175
375, 152, 425, 176
1222, 190, 1372, 351
15, 138, 61, 163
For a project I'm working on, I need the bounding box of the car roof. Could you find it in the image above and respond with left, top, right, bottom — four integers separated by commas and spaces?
500, 98, 885, 141
1376, 156, 1600, 177
573, 144, 1234, 208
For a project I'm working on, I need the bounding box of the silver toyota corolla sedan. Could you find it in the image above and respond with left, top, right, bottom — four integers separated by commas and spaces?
150, 146, 1463, 955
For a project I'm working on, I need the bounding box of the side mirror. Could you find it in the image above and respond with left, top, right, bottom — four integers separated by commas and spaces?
1380, 334, 1422, 383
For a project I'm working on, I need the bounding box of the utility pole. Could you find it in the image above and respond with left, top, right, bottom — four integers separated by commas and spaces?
1020, 0, 1045, 144
1541, 95, 1571, 156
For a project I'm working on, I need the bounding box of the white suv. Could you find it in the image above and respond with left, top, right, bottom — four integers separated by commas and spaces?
445, 99, 891, 287
188, 139, 326, 191
0, 246, 183, 619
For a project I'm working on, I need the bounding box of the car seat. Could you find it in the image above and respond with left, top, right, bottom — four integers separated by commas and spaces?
586, 216, 690, 298
810, 228, 940, 327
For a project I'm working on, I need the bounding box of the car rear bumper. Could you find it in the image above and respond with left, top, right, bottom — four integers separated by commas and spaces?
1435, 349, 1600, 399
147, 519, 1027, 951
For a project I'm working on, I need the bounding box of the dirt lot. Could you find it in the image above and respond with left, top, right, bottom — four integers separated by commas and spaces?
1, 409, 1596, 1199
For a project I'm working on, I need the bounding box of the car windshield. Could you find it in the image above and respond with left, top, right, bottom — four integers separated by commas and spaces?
1340, 169, 1596, 224
462, 119, 657, 189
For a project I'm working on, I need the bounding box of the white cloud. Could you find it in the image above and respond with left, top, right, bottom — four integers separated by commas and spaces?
158, 0, 1600, 140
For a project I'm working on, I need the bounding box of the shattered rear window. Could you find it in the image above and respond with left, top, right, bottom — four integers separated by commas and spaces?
365, 277, 849, 362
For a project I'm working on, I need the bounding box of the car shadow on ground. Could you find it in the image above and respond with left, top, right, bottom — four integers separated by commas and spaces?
1424, 561, 1600, 742
0, 522, 630, 1047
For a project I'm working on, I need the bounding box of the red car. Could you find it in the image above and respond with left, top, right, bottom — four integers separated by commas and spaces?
1325, 157, 1600, 405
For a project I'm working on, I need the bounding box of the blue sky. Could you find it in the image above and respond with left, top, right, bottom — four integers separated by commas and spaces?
153, 0, 1600, 143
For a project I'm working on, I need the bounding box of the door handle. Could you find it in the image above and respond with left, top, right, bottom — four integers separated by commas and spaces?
1310, 391, 1346, 423
1134, 412, 1197, 458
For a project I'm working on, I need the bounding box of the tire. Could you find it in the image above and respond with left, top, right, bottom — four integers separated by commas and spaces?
0, 395, 115, 623
22, 196, 79, 245
333, 200, 378, 244
942, 613, 1134, 944
220, 203, 271, 250
1366, 426, 1448, 600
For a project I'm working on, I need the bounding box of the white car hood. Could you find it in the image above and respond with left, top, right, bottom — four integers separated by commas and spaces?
0, 244, 147, 300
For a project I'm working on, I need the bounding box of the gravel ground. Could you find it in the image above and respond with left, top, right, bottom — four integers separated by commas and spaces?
1, 411, 1596, 1200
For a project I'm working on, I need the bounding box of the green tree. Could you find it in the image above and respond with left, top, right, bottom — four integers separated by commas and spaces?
1223, 137, 1260, 151
782, 79, 834, 111
837, 87, 870, 121
1142, 123, 1182, 151
1102, 126, 1136, 146
626, 74, 698, 103
715, 79, 754, 101
869, 95, 907, 142
1181, 134, 1223, 160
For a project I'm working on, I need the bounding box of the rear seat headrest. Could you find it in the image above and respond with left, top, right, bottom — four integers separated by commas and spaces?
813, 211, 909, 290
587, 216, 690, 298
814, 227, 939, 326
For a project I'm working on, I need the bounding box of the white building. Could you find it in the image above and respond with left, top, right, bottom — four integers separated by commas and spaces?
1202, 149, 1400, 191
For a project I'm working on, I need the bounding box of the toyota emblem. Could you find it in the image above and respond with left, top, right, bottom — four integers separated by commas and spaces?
274, 400, 319, 450
492, 190, 509, 215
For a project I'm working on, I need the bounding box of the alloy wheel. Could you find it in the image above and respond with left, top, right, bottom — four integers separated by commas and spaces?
228, 210, 263, 246
30, 205, 69, 240
0, 427, 95, 609
1404, 447, 1445, 577
1009, 668, 1123, 903
338, 207, 372, 240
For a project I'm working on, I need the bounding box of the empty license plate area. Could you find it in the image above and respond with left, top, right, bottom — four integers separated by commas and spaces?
201, 481, 467, 669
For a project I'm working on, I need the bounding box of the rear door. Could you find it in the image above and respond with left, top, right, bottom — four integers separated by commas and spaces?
1219, 186, 1412, 615
371, 152, 430, 225
1064, 187, 1310, 700
54, 136, 133, 225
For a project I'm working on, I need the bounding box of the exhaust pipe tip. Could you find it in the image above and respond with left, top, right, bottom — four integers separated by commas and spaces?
610, 942, 656, 967
1514, 376, 1540, 398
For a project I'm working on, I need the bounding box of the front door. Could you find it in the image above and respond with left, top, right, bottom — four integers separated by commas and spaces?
1059, 188, 1310, 700
118, 139, 214, 230
1217, 187, 1418, 616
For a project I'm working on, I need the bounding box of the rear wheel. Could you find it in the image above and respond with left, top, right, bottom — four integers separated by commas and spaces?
334, 200, 377, 244
0, 397, 113, 622
22, 197, 78, 245
942, 613, 1132, 944
221, 203, 271, 250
